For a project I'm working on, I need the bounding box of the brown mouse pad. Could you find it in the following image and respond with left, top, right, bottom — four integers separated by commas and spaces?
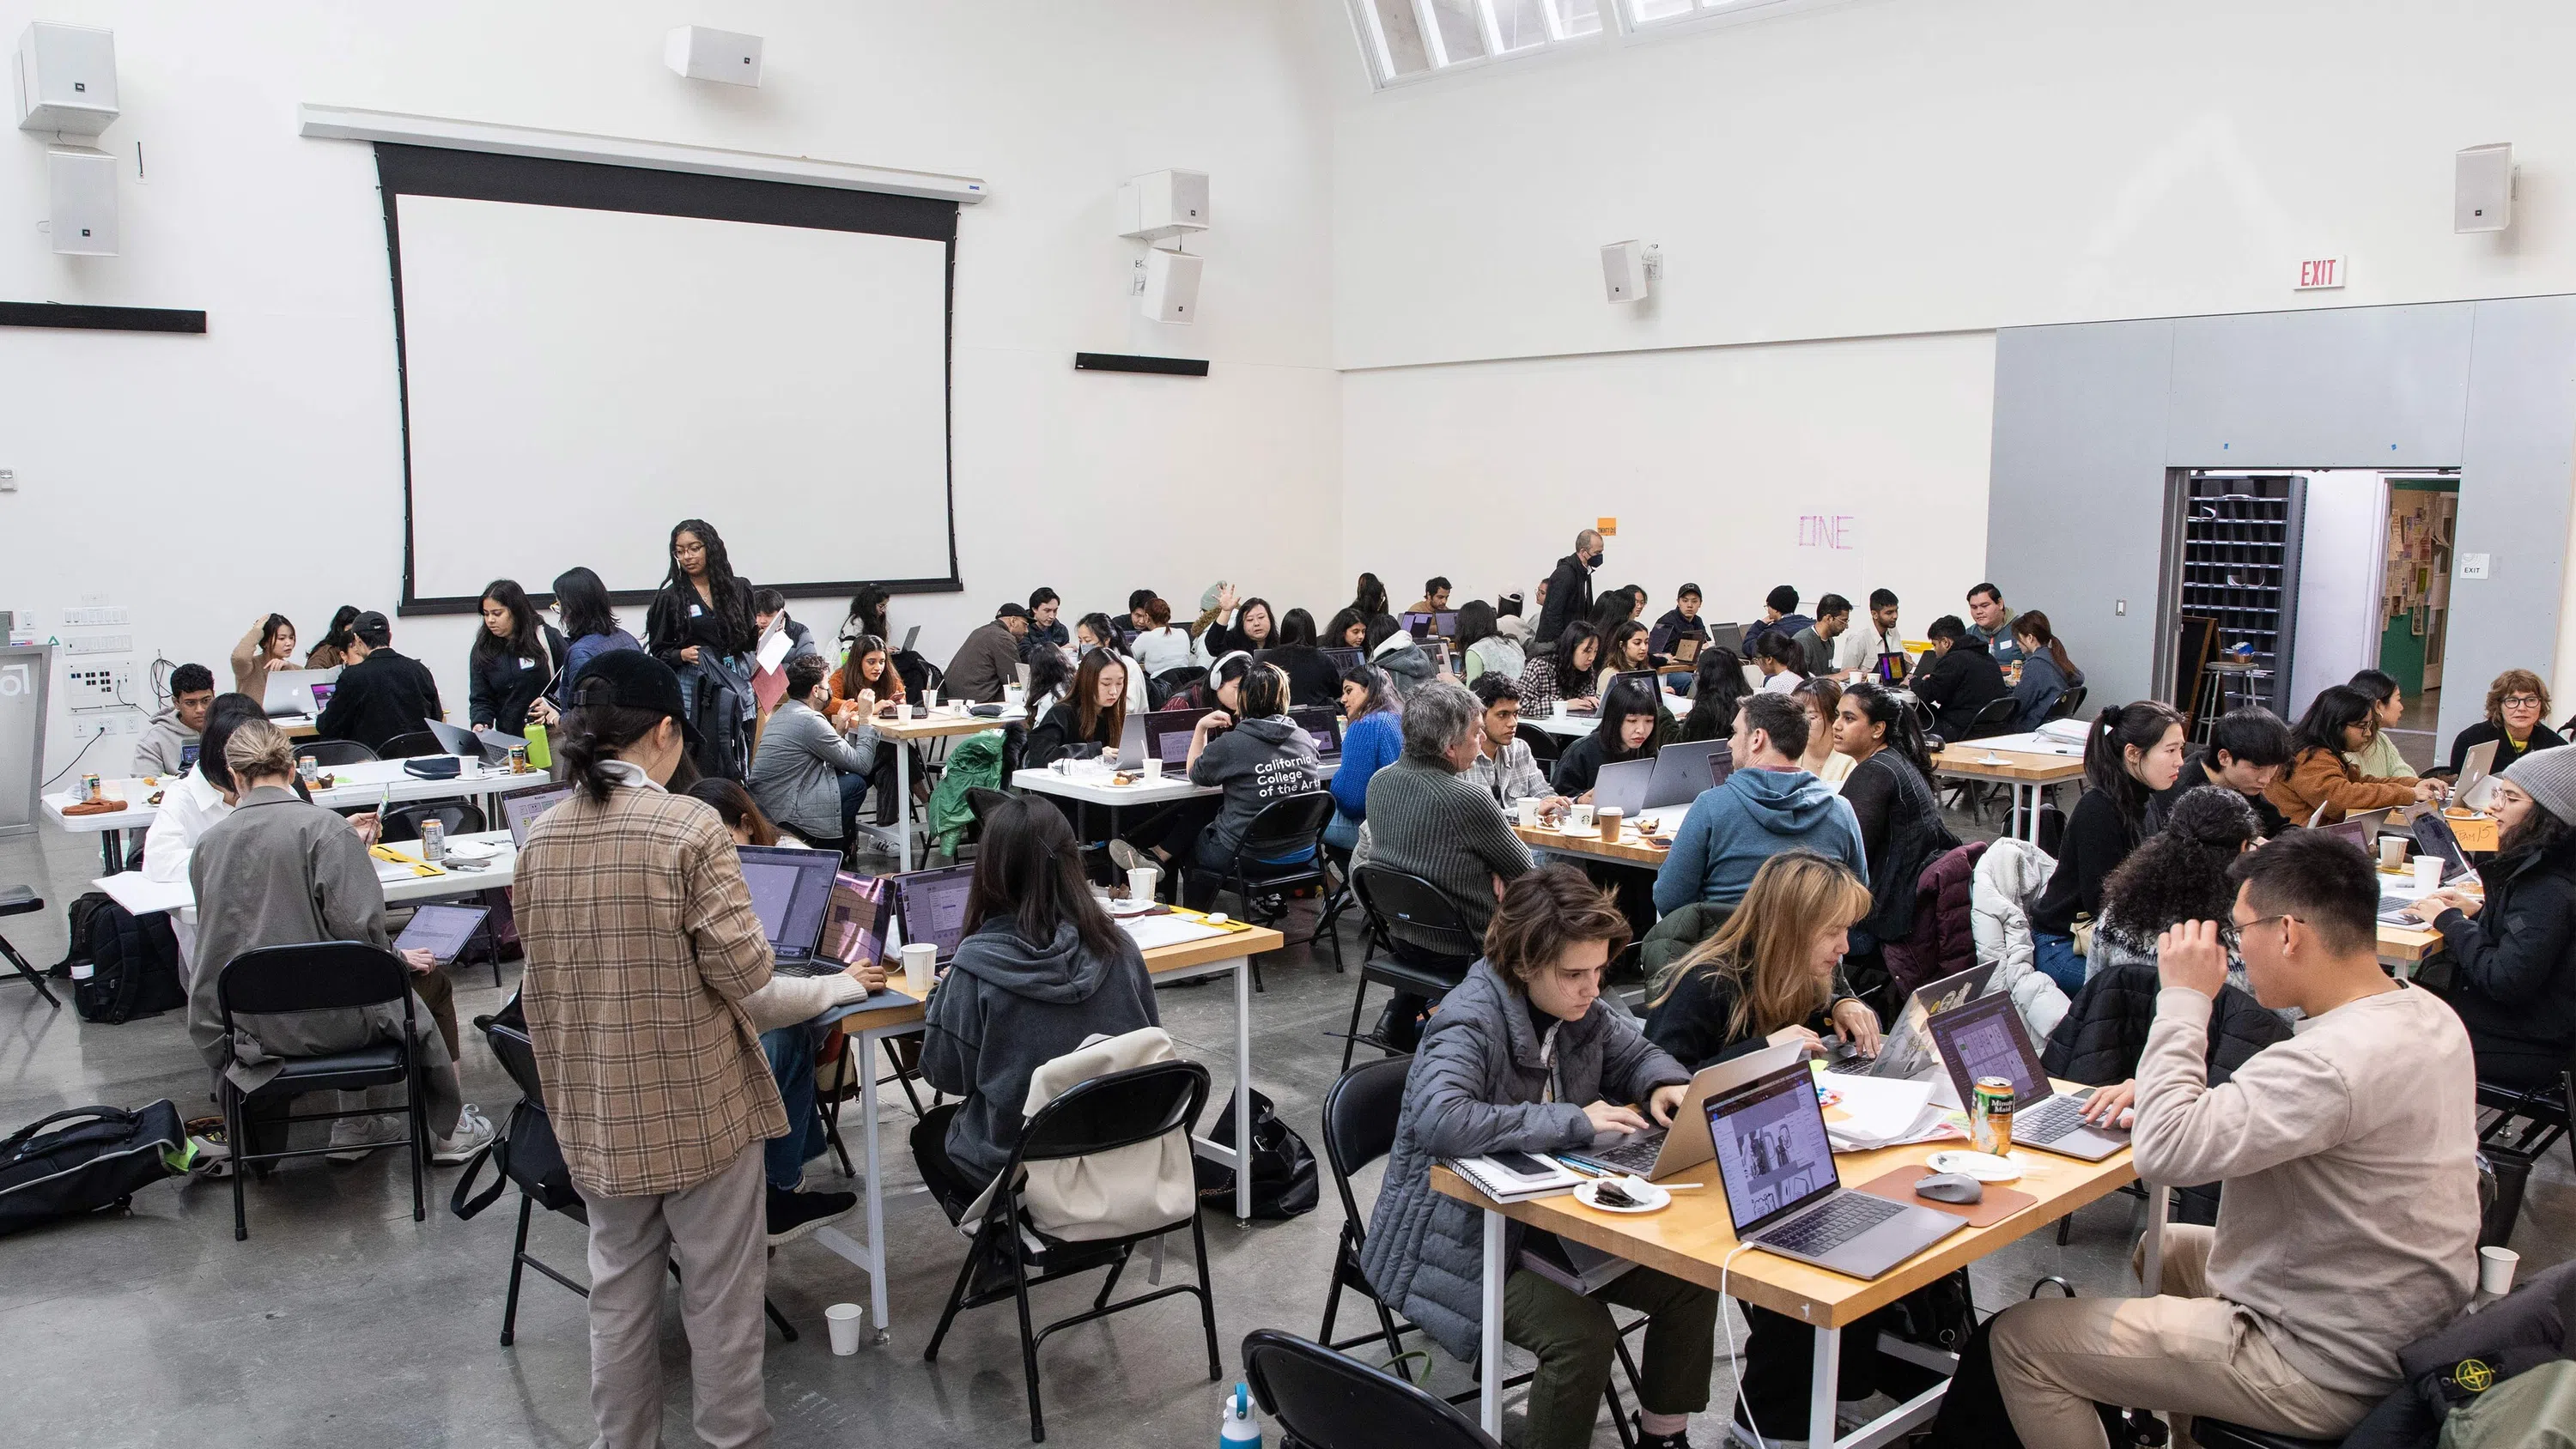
1850, 1166, 2037, 1228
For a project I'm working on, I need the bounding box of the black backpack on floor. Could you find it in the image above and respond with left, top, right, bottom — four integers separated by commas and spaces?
72, 900, 188, 1025
1193, 1088, 1319, 1220
0, 1101, 188, 1236
51, 890, 117, 979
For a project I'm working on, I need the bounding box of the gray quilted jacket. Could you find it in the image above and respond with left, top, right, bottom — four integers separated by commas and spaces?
1358, 960, 1689, 1362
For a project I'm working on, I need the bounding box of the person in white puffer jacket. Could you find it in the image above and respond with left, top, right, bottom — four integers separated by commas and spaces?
1971, 835, 2069, 1040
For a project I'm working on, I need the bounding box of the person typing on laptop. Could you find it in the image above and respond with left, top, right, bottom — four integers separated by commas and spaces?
1361, 866, 1713, 1449
1939, 831, 2480, 1449
1549, 676, 1666, 801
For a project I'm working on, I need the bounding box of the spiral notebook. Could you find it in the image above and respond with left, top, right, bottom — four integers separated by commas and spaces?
1445, 1152, 1583, 1203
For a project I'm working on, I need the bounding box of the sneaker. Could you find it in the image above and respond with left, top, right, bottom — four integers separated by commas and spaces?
1633, 1418, 1692, 1449
431, 1105, 496, 1165
1107, 840, 1150, 874
767, 1185, 856, 1246
326, 1113, 410, 1163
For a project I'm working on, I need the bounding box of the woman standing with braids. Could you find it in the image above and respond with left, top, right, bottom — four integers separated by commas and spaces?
646, 518, 758, 779
2026, 701, 2187, 991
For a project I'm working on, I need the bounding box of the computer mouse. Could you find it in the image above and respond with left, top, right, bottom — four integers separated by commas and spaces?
1914, 1173, 1984, 1205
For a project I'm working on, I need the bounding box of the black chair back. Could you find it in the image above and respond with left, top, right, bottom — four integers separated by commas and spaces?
217, 942, 411, 1018
380, 801, 488, 844
1967, 695, 2019, 735
1014, 1059, 1208, 1166
1352, 866, 1477, 957
1515, 720, 1561, 766
1242, 1329, 1500, 1449
1237, 790, 1335, 861
296, 739, 378, 767
1321, 1056, 1411, 1221
2046, 684, 2088, 722
376, 731, 448, 760
483, 1014, 550, 1110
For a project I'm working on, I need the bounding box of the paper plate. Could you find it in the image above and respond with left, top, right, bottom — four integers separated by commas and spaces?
1574, 1177, 1669, 1214
1926, 1149, 2021, 1183
445, 840, 501, 862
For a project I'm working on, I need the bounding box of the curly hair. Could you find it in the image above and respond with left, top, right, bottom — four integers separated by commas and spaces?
2485, 669, 2550, 729
2098, 785, 2258, 939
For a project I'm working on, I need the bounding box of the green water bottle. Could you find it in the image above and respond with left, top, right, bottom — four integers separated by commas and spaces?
525, 720, 551, 772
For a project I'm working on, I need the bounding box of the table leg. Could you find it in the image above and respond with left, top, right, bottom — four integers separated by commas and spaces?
2138, 1181, 2170, 1294
2016, 783, 2038, 843
1810, 1323, 1843, 1447
1234, 956, 1253, 1224
1479, 1205, 1506, 1439
896, 744, 914, 872
860, 1031, 890, 1337
99, 829, 122, 875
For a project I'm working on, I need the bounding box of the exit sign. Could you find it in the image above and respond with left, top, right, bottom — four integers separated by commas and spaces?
2295, 255, 2348, 290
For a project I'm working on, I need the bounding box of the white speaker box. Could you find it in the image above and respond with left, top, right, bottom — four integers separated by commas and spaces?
664, 26, 763, 87
2456, 143, 2513, 233
47, 146, 115, 255
1139, 248, 1202, 323
1601, 239, 1653, 303
15, 22, 118, 137
1118, 169, 1209, 242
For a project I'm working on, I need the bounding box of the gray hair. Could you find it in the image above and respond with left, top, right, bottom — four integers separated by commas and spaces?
1401, 681, 1482, 766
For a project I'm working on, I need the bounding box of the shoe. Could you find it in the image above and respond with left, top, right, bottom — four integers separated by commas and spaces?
1633, 1418, 1692, 1449
326, 1114, 410, 1163
431, 1105, 496, 1165
767, 1185, 856, 1246
1108, 840, 1149, 874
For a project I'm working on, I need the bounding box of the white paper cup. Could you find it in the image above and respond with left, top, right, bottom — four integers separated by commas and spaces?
1516, 797, 1543, 828
2480, 1245, 2518, 1295
1128, 864, 1160, 905
2379, 836, 2407, 870
1566, 803, 1595, 830
924, 688, 940, 709
1552, 700, 1569, 719
2415, 855, 2445, 893
1140, 758, 1164, 780
899, 942, 938, 996
826, 1302, 866, 1355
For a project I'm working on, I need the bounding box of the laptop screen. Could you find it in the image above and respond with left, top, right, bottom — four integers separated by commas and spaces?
393, 903, 488, 962
1709, 622, 1747, 657
307, 682, 335, 712
1289, 706, 1342, 757
1704, 1064, 1842, 1232
894, 864, 978, 962
821, 873, 891, 967
1146, 707, 1212, 764
502, 783, 577, 850
179, 742, 201, 772
2411, 810, 2472, 883
737, 845, 843, 955
1401, 612, 1437, 638
1317, 646, 1364, 675
2318, 817, 2374, 855
1924, 992, 2048, 1102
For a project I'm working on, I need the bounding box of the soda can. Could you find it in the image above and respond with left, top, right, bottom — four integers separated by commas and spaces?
81, 773, 101, 803
296, 756, 319, 785
1970, 1076, 2018, 1157
422, 817, 448, 864
507, 744, 530, 774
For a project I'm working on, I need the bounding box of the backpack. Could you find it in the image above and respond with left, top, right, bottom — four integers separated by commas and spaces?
71, 900, 188, 1025
51, 890, 117, 978
1192, 1088, 1319, 1220
450, 1009, 580, 1220
0, 1100, 189, 1236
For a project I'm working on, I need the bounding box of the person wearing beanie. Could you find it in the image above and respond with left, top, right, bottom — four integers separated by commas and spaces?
2409, 744, 2576, 1091
940, 602, 1030, 703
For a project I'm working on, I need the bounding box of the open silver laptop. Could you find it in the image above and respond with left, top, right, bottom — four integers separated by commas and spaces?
1926, 992, 2126, 1161
1706, 1058, 1965, 1278
1591, 757, 1655, 818
2456, 738, 2502, 811
260, 667, 341, 718
1828, 961, 1996, 1081
1575, 1045, 1802, 1180
1643, 739, 1730, 812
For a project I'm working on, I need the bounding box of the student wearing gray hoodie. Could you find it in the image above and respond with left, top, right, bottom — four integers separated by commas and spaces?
914, 797, 1160, 1210
133, 664, 216, 778
1178, 664, 1324, 908
1653, 691, 1866, 914
1365, 616, 1441, 699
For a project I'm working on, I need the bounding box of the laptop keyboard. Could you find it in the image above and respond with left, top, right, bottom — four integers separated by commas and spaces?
774, 957, 844, 979
1591, 1131, 1668, 1176
1757, 1193, 1905, 1255
2018, 1095, 2099, 1144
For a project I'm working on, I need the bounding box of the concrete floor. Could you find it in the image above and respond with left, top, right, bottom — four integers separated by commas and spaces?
2, 806, 2567, 1449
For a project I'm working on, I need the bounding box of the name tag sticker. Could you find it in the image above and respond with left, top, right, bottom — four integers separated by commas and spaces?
519, 658, 536, 670
690, 604, 704, 618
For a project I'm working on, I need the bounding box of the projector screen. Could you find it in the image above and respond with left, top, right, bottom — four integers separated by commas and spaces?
374, 144, 959, 611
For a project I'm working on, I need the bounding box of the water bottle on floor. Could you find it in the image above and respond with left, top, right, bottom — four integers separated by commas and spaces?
1219, 1382, 1261, 1449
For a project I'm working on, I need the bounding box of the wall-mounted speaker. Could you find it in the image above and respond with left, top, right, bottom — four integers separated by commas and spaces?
1118, 169, 1209, 243
14, 21, 117, 137
46, 146, 114, 255
1138, 248, 1202, 324
664, 26, 763, 87
1601, 239, 1657, 303
2456, 142, 2513, 233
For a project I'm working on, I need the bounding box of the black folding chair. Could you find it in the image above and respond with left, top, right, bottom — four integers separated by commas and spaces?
376, 730, 451, 760
295, 739, 378, 767
2185, 1422, 2336, 1449
1515, 719, 1562, 768
923, 1060, 1221, 1442
216, 942, 426, 1241
1243, 1329, 1502, 1449
2476, 1046, 2576, 1174
1193, 790, 1341, 985
1342, 868, 1477, 1070
2045, 684, 2089, 722
379, 801, 486, 843
0, 885, 61, 1008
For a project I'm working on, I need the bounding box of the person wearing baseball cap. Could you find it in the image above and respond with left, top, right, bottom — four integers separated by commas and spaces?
2411, 743, 2576, 1093
941, 601, 1030, 703
513, 650, 873, 1446
312, 609, 445, 756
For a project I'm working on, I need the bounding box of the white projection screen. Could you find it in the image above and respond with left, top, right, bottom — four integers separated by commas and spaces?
374, 144, 959, 611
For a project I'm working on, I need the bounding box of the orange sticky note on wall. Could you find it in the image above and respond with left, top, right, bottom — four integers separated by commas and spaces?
1595, 518, 1618, 537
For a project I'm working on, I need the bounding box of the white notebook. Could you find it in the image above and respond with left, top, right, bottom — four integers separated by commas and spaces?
1446, 1153, 1583, 1203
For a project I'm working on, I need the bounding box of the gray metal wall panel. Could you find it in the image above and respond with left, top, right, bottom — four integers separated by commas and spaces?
2165, 305, 2472, 469
2445, 295, 2576, 747
1986, 321, 2173, 715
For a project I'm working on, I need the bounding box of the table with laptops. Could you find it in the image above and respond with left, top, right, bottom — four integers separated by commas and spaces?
1010, 703, 1346, 833
1510, 738, 1730, 868
1529, 667, 1693, 739
1437, 964, 2145, 1446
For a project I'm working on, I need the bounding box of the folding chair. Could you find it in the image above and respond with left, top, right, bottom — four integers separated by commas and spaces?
1342, 867, 1477, 1070
1243, 1329, 1501, 1449
0, 885, 61, 1008
1192, 790, 1341, 985
295, 739, 378, 767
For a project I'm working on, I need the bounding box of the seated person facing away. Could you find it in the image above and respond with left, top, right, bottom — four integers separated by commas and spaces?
1453, 599, 1519, 684
2408, 745, 2576, 1093
2267, 684, 2445, 827
1366, 615, 1442, 699
1792, 592, 1851, 678
1963, 581, 2026, 670
1836, 588, 1905, 678
1910, 614, 2009, 741
2446, 667, 2568, 777
1676, 646, 1749, 744
2153, 705, 2292, 838
1128, 596, 1197, 679
1022, 649, 1129, 772
135, 663, 216, 777
2006, 609, 2084, 731
1750, 627, 1809, 694
2027, 703, 2186, 993
1742, 584, 1813, 653
940, 601, 1030, 704
1550, 676, 1666, 801
1324, 664, 1404, 852
1645, 582, 1709, 663
1465, 674, 1564, 812
1263, 606, 1345, 708
1516, 621, 1601, 717
914, 796, 1159, 1216
2343, 669, 2417, 779
540, 565, 645, 723
1654, 692, 1865, 914
744, 654, 879, 853
1358, 867, 1713, 1449
314, 610, 445, 756
1176, 664, 1323, 908
1937, 831, 2480, 1449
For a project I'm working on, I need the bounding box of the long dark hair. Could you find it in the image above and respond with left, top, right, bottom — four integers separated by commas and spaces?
559, 700, 677, 803
1342, 663, 1400, 722
1588, 593, 1634, 640
2011, 609, 2077, 677
198, 693, 267, 791
319, 606, 361, 655
1324, 607, 1370, 650
1453, 600, 1499, 653
842, 585, 891, 646
1070, 648, 1129, 741
2084, 700, 2184, 835
687, 778, 779, 846
2100, 785, 2257, 938
1551, 621, 1604, 682
551, 567, 620, 641
1074, 612, 1121, 652
1681, 647, 1749, 743
1840, 679, 1934, 781
258, 613, 295, 658
2501, 791, 2575, 858
838, 634, 894, 700
663, 518, 753, 651
1605, 619, 1651, 673
1753, 628, 1807, 676
1593, 677, 1663, 763
2289, 684, 2378, 761
963, 795, 1127, 962
1024, 647, 1072, 728
1278, 608, 1319, 648
473, 579, 546, 665
1352, 573, 1388, 618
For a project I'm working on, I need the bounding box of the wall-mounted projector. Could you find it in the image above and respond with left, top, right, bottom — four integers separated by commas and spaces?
665, 26, 763, 87
15, 21, 118, 137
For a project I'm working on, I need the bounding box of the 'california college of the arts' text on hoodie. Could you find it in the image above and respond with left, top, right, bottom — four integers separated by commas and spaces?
1652, 764, 1867, 914
919, 918, 1161, 1189
1189, 714, 1323, 858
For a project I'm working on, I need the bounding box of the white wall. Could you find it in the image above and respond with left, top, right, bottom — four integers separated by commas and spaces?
0, 1, 1341, 779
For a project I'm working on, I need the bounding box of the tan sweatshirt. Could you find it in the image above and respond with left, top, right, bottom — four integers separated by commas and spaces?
2132, 982, 2479, 1398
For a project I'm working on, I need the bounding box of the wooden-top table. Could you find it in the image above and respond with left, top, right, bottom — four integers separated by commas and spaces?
1512, 820, 1674, 869
1929, 742, 2086, 843
1437, 1094, 2138, 1446
866, 706, 1011, 870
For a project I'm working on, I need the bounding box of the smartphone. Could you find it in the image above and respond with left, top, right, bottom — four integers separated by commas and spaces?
1486, 1150, 1558, 1181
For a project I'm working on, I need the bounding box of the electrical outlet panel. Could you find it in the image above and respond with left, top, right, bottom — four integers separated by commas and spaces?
60, 605, 127, 626
65, 662, 131, 713
64, 634, 131, 655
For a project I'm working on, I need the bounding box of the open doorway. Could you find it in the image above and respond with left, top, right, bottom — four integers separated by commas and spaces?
2372, 477, 2458, 773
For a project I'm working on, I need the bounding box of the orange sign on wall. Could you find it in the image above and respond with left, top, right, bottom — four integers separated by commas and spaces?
1595, 518, 1618, 537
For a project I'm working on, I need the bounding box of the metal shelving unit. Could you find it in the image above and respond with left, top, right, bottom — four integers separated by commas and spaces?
2178, 473, 2306, 716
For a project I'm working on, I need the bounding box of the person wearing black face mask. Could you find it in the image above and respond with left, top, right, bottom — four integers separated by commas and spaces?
1537, 527, 1603, 645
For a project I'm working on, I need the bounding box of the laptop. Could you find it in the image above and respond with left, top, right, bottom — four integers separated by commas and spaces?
1419, 640, 1455, 675
900, 625, 920, 654
819, 873, 892, 971
1145, 707, 1213, 767
1576, 1045, 1802, 1180
501, 782, 575, 850
1705, 1059, 1966, 1278
2318, 814, 2381, 856
2455, 738, 2502, 811
1828, 961, 1996, 1081
1671, 636, 1702, 663
1112, 712, 1150, 768
1643, 739, 1729, 812
1290, 706, 1344, 759
1401, 612, 1437, 639
1591, 757, 1655, 817
1925, 992, 2127, 1161
2383, 809, 2476, 923
738, 844, 846, 969
892, 863, 979, 965
1708, 621, 1747, 658
179, 742, 201, 773
393, 903, 489, 964
426, 718, 521, 765
260, 667, 342, 718
1317, 646, 1364, 675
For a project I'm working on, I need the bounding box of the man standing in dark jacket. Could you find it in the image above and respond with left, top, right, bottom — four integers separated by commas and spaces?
1535, 528, 1602, 644
314, 612, 444, 755
1911, 615, 2010, 741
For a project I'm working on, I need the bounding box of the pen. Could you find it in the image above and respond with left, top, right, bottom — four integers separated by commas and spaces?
1556, 1153, 1619, 1177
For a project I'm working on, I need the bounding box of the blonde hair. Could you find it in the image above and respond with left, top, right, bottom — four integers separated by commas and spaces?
223, 718, 296, 785
1652, 852, 1870, 1041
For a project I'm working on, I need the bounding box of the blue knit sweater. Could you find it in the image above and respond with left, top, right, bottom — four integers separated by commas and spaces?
1329, 710, 1404, 822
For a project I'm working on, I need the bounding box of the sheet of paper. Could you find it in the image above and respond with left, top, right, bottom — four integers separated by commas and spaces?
1118, 915, 1230, 951
1818, 1072, 1937, 1149
756, 627, 794, 673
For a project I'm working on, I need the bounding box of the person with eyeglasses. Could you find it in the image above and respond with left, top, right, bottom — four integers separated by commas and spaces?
2445, 669, 2567, 777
